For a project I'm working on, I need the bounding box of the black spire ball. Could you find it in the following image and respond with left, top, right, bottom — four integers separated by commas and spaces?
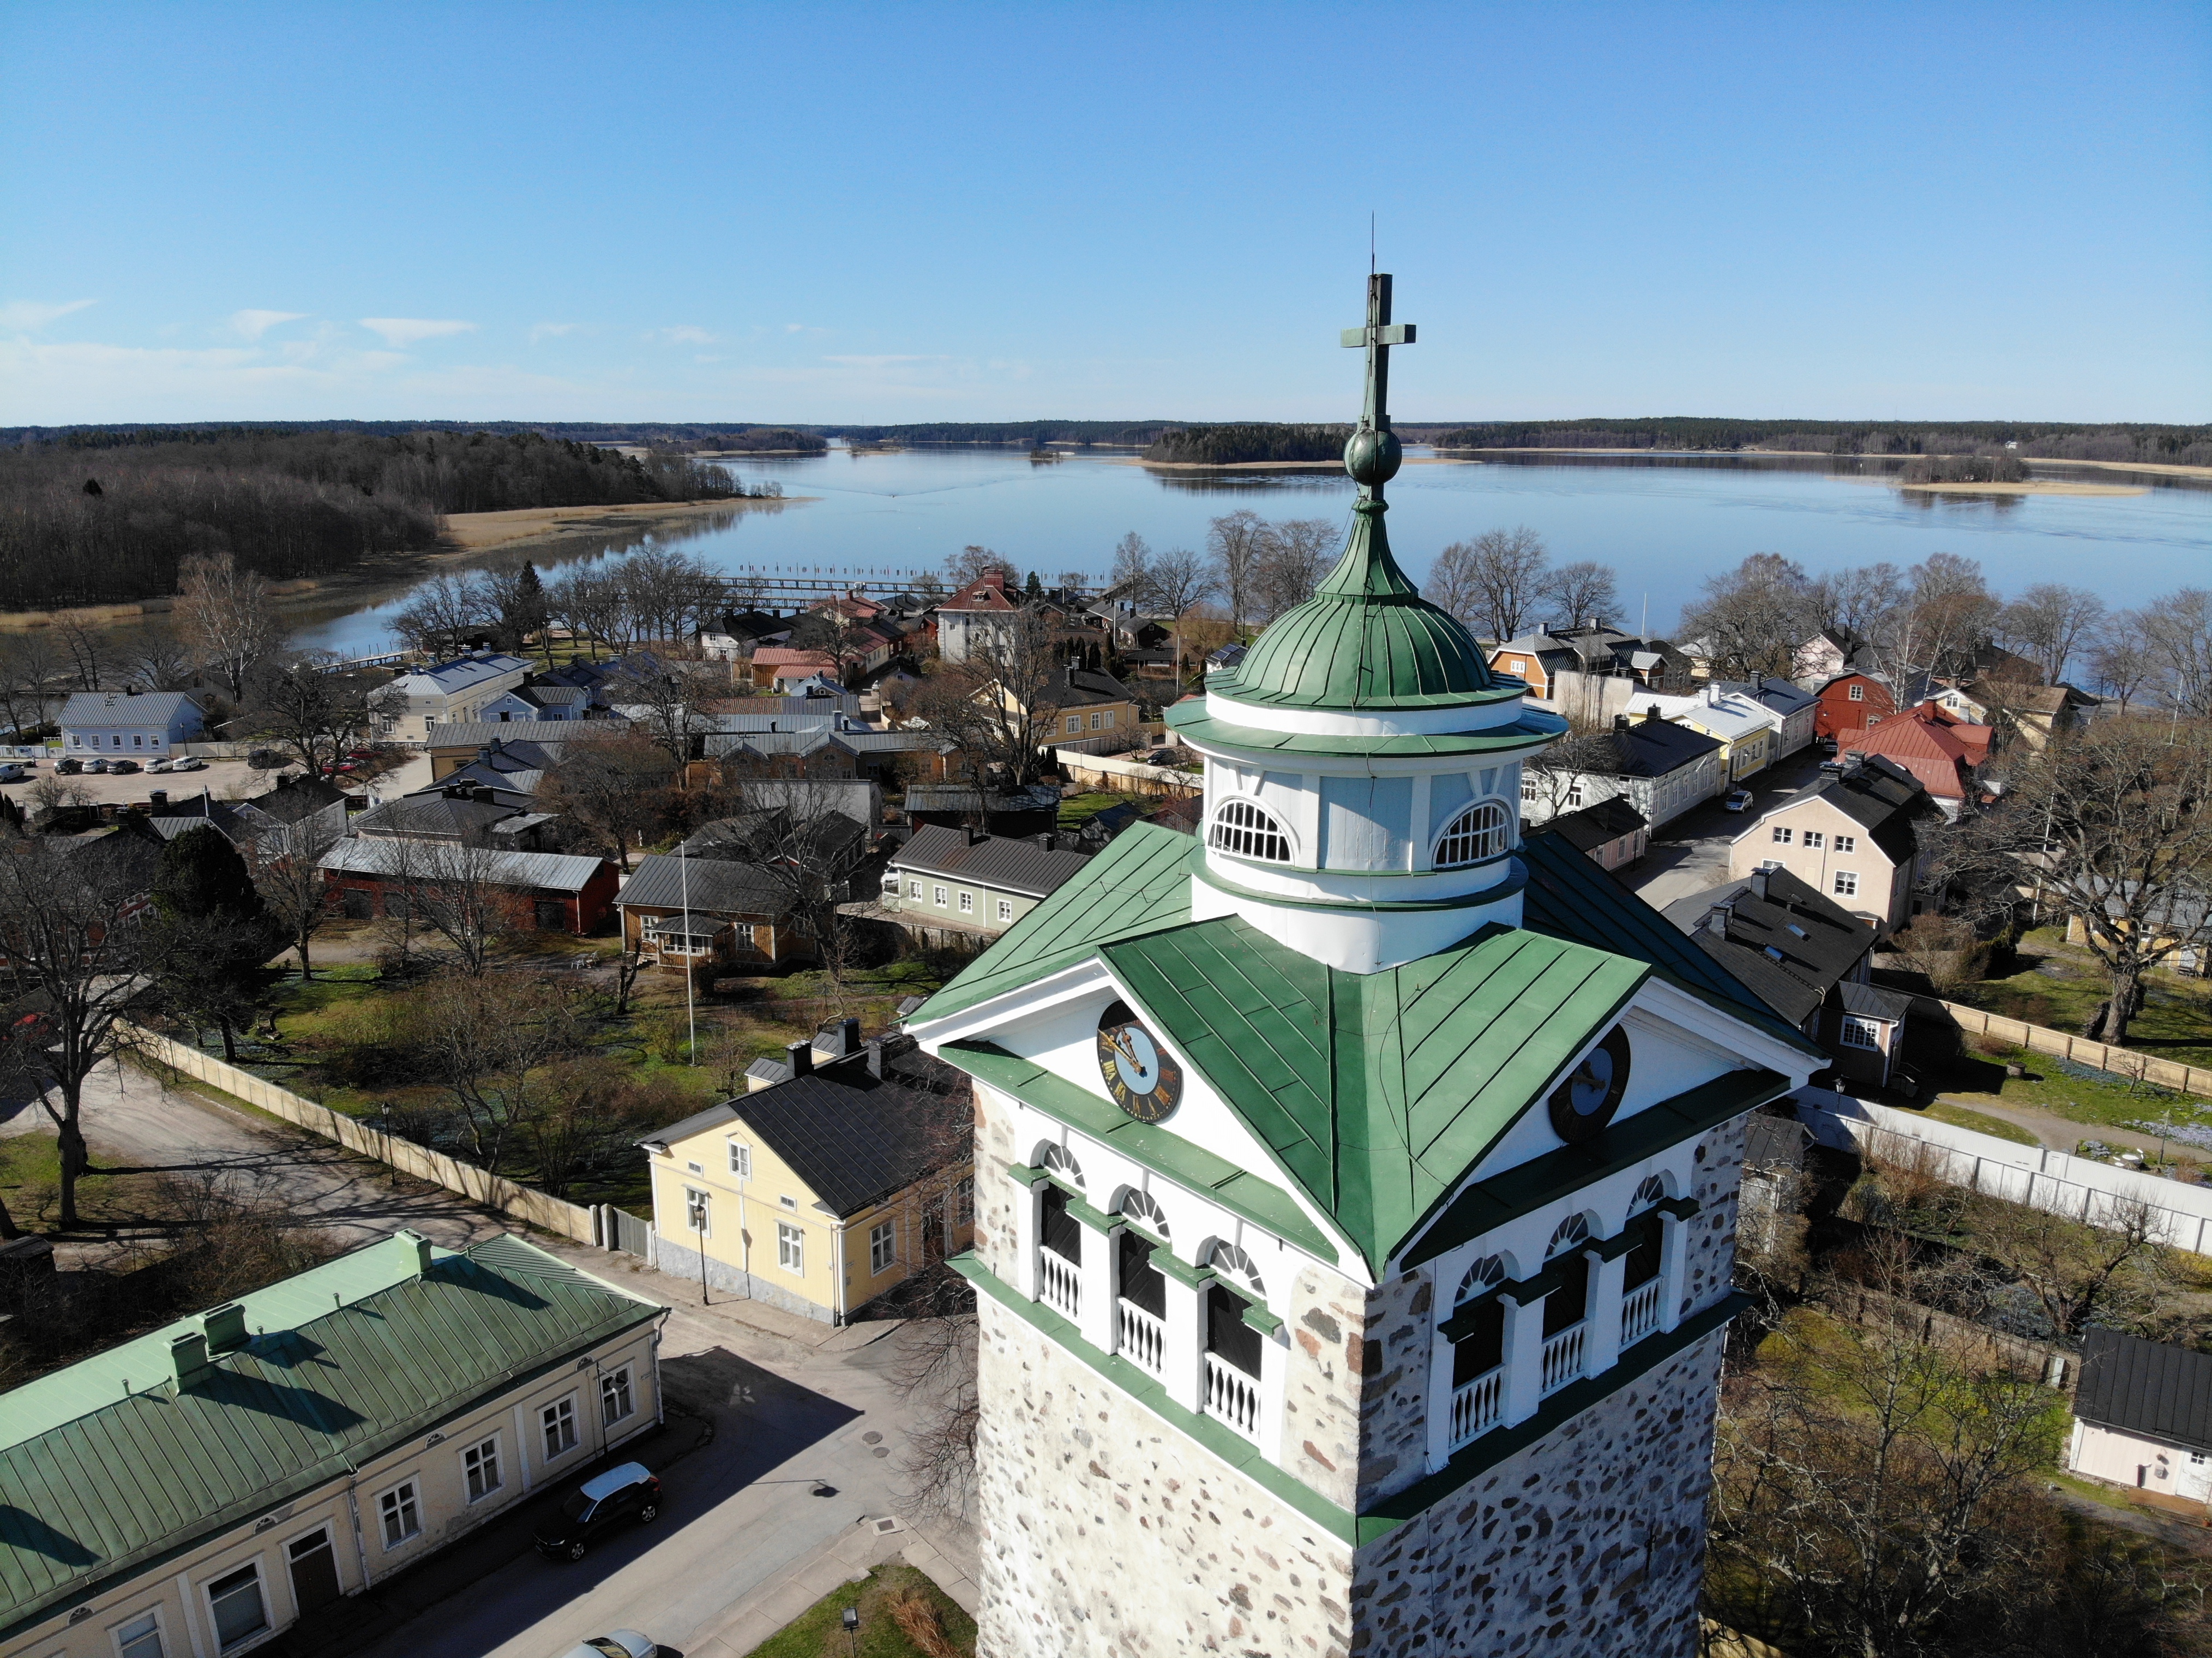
1343, 424, 1402, 489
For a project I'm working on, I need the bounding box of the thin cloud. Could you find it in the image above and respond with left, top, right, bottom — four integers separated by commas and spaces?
530, 322, 579, 343
822, 353, 946, 368
1, 299, 96, 332
650, 325, 717, 346
230, 309, 306, 341
359, 317, 477, 347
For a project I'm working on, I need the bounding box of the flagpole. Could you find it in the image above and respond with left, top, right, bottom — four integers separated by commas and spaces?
681, 837, 696, 1064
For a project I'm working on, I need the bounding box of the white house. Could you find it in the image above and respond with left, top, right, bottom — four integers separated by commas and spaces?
58, 689, 205, 759
2069, 1327, 2212, 1505
1710, 677, 1820, 759
368, 653, 532, 743
1624, 686, 1776, 783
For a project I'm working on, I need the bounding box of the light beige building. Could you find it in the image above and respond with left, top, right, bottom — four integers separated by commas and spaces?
0, 1232, 663, 1658
369, 653, 533, 743
1728, 758, 1929, 936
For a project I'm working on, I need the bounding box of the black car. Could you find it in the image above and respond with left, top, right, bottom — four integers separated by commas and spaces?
533, 1462, 662, 1561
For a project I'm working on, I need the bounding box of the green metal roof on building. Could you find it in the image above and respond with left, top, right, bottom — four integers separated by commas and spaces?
1164, 694, 1565, 758
0, 1234, 660, 1638
1211, 502, 1506, 712
910, 822, 1193, 1023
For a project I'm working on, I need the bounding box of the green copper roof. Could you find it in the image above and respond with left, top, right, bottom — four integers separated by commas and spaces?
1165, 694, 1564, 757
1214, 501, 1503, 711
0, 1234, 659, 1637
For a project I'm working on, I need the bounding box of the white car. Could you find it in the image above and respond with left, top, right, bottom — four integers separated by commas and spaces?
1723, 788, 1754, 812
168, 755, 206, 772
562, 1633, 657, 1658
146, 758, 174, 774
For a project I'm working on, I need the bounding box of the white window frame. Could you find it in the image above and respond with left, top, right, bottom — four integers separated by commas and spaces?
1834, 834, 1856, 853
684, 1185, 710, 1237
202, 1561, 269, 1653
728, 1140, 752, 1178
777, 1220, 804, 1273
870, 1218, 898, 1274
1432, 801, 1511, 869
1565, 781, 1584, 808
601, 1364, 635, 1426
907, 879, 922, 899
462, 1433, 502, 1503
1519, 776, 1537, 802
1840, 1015, 1883, 1051
1848, 683, 1865, 701
1066, 714, 1081, 734
1803, 830, 1824, 849
112, 1607, 167, 1658
377, 1479, 422, 1549
995, 897, 1013, 922
1206, 797, 1294, 864
541, 1395, 579, 1461
1834, 870, 1860, 898
1771, 826, 1792, 844
958, 890, 973, 914
932, 884, 948, 907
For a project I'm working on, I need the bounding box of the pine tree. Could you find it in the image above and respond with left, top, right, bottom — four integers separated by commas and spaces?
152, 826, 275, 1061
1024, 570, 1043, 600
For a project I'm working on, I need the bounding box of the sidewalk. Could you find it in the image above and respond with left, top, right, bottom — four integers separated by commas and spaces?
687, 1513, 981, 1657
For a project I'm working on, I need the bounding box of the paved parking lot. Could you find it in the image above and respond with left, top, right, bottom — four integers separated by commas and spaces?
1623, 747, 1833, 911
0, 753, 268, 813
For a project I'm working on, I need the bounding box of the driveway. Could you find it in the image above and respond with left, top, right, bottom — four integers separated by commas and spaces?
0, 755, 266, 812
1626, 746, 1832, 911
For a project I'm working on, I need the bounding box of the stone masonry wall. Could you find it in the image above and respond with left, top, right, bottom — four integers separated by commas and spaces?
1680, 1118, 1746, 1319
976, 1295, 1360, 1658
1347, 1331, 1728, 1658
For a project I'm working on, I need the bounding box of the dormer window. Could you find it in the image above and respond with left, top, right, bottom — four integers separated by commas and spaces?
1208, 798, 1291, 863
1432, 801, 1510, 869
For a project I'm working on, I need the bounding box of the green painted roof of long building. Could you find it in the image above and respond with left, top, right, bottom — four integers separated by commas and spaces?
0, 1234, 659, 1637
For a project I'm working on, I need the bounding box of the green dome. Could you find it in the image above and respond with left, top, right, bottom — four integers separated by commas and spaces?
1219, 501, 1508, 711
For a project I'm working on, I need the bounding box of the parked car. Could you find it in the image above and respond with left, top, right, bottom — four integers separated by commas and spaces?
1818, 756, 1848, 774
1722, 788, 1754, 812
0, 764, 26, 783
146, 757, 173, 774
56, 756, 82, 774
561, 1633, 658, 1658
1145, 748, 1176, 766
108, 759, 140, 774
169, 755, 206, 772
247, 748, 286, 770
81, 758, 110, 774
533, 1463, 661, 1562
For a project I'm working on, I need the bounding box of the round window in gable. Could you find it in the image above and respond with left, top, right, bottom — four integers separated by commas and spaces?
1547, 1027, 1631, 1144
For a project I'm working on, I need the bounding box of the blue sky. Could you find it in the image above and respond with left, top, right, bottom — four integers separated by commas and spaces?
3, 3, 2205, 425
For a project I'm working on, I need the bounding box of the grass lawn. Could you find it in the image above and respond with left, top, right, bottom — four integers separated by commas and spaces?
1948, 928, 2212, 1070
1924, 1038, 2211, 1134
0, 1128, 152, 1235
1058, 791, 1140, 830
1920, 1101, 2040, 1145
742, 1563, 973, 1658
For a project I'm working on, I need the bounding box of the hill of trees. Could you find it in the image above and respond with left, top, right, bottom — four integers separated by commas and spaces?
823, 420, 1175, 447
0, 428, 745, 610
688, 429, 827, 453
1432, 418, 2212, 466
1141, 424, 1352, 465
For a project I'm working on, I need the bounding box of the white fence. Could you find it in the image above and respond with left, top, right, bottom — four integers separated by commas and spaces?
1053, 746, 1200, 796
1795, 1086, 2212, 1254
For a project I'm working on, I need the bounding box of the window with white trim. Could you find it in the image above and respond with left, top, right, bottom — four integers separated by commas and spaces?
777, 1220, 804, 1272
205, 1564, 268, 1650
1834, 834, 1856, 853
1066, 714, 1081, 734
1090, 712, 1103, 729
1834, 870, 1860, 898
1848, 683, 1865, 701
907, 879, 922, 899
1520, 776, 1536, 802
684, 1186, 710, 1236
958, 890, 973, 914
1771, 826, 1792, 844
1433, 801, 1511, 868
932, 884, 948, 906
1803, 831, 1824, 849
601, 1365, 635, 1425
115, 1608, 166, 1658
1840, 1015, 1883, 1050
870, 1218, 898, 1274
462, 1434, 502, 1501
1118, 1187, 1168, 1238
728, 1141, 751, 1178
378, 1480, 422, 1547
1208, 798, 1291, 863
541, 1396, 578, 1459
1565, 781, 1584, 808
996, 898, 1013, 922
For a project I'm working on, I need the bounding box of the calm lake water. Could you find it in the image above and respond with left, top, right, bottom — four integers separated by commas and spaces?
297, 448, 2212, 658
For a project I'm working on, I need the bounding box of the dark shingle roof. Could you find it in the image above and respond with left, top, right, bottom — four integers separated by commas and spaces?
2076, 1327, 2212, 1453
1601, 716, 1724, 778
1544, 797, 1647, 852
616, 852, 796, 917
1837, 979, 1914, 1022
893, 825, 1092, 898
1661, 867, 1877, 1027
646, 1064, 964, 1217
1813, 758, 1926, 862
249, 776, 347, 824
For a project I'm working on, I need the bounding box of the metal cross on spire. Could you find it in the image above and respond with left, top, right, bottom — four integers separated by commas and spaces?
1340, 273, 1415, 498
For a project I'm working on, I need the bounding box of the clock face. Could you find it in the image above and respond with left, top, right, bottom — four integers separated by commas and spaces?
1547, 1027, 1632, 1143
1097, 999, 1183, 1124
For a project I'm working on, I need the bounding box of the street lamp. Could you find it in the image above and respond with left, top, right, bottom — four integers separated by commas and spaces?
840, 1605, 859, 1657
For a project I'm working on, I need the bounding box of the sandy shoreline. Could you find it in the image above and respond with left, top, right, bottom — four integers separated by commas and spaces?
1428, 444, 2212, 481
439, 495, 796, 552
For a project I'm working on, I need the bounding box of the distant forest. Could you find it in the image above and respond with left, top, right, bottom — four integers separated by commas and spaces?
0, 428, 743, 610
1141, 424, 1352, 465
823, 420, 1174, 446
688, 429, 827, 453
1432, 418, 2212, 466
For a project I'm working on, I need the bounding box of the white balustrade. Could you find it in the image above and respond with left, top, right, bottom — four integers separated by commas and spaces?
1037, 1248, 1080, 1319
1620, 1277, 1663, 1346
1116, 1299, 1167, 1377
1449, 1365, 1505, 1447
1204, 1352, 1262, 1439
1540, 1322, 1587, 1396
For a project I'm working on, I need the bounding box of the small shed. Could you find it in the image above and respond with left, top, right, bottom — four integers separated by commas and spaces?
1543, 797, 1649, 872
2070, 1327, 2212, 1503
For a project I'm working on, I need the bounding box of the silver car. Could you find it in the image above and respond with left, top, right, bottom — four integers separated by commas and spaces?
561, 1633, 657, 1658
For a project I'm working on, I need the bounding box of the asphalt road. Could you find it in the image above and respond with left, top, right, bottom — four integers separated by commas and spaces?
1624, 746, 1835, 912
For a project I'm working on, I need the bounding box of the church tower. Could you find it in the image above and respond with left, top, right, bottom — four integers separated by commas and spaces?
910, 275, 1823, 1658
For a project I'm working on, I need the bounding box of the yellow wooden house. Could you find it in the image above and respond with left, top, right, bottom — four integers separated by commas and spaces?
638, 1040, 972, 1324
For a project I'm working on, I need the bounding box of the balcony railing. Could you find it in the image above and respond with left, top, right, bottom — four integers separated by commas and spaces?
1449, 1365, 1505, 1447
1620, 1278, 1663, 1346
1037, 1249, 1080, 1319
1116, 1299, 1166, 1378
1541, 1322, 1587, 1396
1204, 1352, 1261, 1440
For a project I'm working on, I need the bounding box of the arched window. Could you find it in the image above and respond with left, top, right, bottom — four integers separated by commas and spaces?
1546, 1213, 1592, 1258
1040, 1143, 1083, 1187
1631, 1174, 1668, 1214
1433, 801, 1511, 869
1206, 1241, 1266, 1300
1118, 1189, 1169, 1239
1208, 798, 1291, 864
1456, 1254, 1506, 1306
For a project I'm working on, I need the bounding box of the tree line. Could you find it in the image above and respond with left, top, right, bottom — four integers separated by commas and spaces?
0, 429, 749, 609
824, 420, 1175, 446
1140, 424, 1350, 465
1435, 418, 2212, 466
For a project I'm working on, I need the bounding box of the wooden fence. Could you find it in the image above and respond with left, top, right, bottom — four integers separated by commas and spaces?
1053, 746, 1200, 797
1925, 998, 2212, 1100
1816, 1281, 2077, 1392
127, 1025, 599, 1245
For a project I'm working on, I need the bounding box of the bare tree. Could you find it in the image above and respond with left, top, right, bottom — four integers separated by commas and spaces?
1999, 584, 2106, 686
1108, 531, 1152, 597
1678, 552, 1816, 681
256, 807, 346, 981
380, 838, 525, 976
1956, 716, 2212, 1044
1253, 518, 1337, 618
913, 608, 1069, 790
1884, 551, 1999, 692
0, 830, 165, 1227
536, 736, 674, 871
0, 632, 63, 740
1428, 526, 1549, 641
51, 615, 112, 692
405, 972, 592, 1179
175, 550, 286, 699
2087, 615, 2159, 709
1518, 729, 1622, 823
1809, 562, 1907, 654
1540, 558, 1620, 628
1205, 509, 1267, 631
602, 653, 723, 770
388, 572, 490, 660
245, 655, 370, 778
620, 546, 719, 646
946, 544, 1015, 588
2141, 587, 2212, 716
1139, 545, 1219, 683
118, 623, 196, 692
